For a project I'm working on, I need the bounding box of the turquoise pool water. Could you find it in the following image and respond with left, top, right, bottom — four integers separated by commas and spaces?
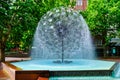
11, 59, 115, 71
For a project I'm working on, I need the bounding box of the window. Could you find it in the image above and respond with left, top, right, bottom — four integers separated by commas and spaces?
76, 0, 83, 6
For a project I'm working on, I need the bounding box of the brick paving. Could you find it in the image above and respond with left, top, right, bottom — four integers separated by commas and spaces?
0, 68, 10, 80
99, 58, 120, 62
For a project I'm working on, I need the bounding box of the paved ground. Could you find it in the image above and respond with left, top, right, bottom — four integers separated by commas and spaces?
99, 57, 120, 62
5, 57, 31, 62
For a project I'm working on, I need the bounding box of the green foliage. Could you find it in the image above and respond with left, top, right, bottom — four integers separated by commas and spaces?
5, 0, 39, 51
0, 0, 13, 61
2, 0, 75, 52
83, 0, 120, 44
108, 0, 120, 28
0, 0, 11, 35
83, 0, 108, 32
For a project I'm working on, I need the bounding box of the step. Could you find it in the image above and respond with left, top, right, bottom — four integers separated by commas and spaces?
49, 76, 119, 80
50, 70, 113, 77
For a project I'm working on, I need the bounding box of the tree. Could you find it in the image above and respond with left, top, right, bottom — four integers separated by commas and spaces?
0, 0, 13, 61
0, 0, 38, 61
6, 0, 74, 51
108, 0, 120, 38
83, 0, 120, 44
6, 0, 38, 51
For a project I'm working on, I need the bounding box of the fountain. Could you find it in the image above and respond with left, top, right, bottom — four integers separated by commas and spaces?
3, 7, 120, 80
31, 7, 95, 62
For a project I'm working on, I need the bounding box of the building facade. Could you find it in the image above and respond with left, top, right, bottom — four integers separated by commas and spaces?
71, 0, 88, 10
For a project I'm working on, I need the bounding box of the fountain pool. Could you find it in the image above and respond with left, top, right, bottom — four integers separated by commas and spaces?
10, 59, 118, 80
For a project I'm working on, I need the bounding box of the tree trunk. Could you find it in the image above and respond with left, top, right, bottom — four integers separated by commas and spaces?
0, 43, 5, 62
102, 30, 107, 57
0, 25, 11, 62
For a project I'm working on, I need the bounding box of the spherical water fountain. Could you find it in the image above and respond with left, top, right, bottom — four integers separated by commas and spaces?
31, 7, 95, 62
